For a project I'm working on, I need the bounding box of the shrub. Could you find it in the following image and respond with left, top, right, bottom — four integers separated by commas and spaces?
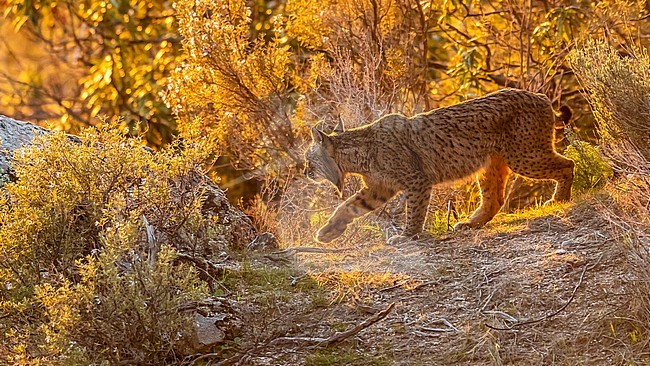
569, 40, 650, 360
564, 140, 613, 193
569, 41, 650, 221
0, 123, 219, 364
569, 41, 650, 165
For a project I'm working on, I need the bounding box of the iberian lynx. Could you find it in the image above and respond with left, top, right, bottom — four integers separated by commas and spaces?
304, 89, 574, 243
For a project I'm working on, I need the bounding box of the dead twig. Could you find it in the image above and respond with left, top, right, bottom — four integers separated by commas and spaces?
485, 261, 589, 331
483, 310, 519, 323
410, 279, 439, 291
446, 200, 458, 230
271, 246, 357, 256
188, 351, 241, 366
377, 277, 440, 294
377, 279, 411, 293
413, 330, 441, 337
418, 318, 461, 333
269, 302, 395, 346
480, 290, 496, 312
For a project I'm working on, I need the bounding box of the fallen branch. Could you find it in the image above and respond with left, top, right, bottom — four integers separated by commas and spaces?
190, 302, 395, 366
175, 252, 230, 275
271, 246, 357, 256
174, 252, 232, 295
270, 302, 395, 346
485, 261, 589, 331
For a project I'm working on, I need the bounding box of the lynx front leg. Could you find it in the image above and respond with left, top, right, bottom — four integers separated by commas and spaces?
403, 186, 433, 237
386, 186, 431, 246
316, 186, 395, 243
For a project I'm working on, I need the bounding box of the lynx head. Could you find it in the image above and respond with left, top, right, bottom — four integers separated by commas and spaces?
304, 121, 345, 196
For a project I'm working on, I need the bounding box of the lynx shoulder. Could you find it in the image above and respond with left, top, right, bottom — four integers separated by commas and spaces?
304, 88, 574, 243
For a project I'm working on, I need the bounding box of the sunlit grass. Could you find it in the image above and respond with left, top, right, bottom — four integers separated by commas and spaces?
425, 209, 469, 234
423, 199, 574, 236
311, 270, 411, 303
488, 200, 574, 231
221, 262, 330, 308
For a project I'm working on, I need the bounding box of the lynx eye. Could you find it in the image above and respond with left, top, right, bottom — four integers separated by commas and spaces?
304, 163, 315, 178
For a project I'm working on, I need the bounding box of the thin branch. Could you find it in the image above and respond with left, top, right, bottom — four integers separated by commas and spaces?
270, 246, 357, 256
269, 302, 395, 346
485, 261, 589, 331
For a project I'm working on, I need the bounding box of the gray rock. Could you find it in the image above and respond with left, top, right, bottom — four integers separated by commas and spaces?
190, 314, 226, 352
0, 115, 51, 182
0, 115, 82, 183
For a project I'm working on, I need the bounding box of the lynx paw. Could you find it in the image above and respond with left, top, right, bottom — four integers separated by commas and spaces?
386, 234, 421, 246
453, 221, 475, 231
315, 222, 347, 243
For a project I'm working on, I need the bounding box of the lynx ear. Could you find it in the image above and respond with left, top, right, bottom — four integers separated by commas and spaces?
334, 116, 345, 133
311, 127, 328, 144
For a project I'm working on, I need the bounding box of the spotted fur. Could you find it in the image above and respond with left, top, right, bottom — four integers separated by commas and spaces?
305, 88, 574, 243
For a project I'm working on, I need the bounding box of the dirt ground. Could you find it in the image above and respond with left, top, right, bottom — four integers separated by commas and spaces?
232, 199, 644, 366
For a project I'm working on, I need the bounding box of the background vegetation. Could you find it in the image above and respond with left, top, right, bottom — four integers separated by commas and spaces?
3, 0, 648, 167
1, 0, 650, 364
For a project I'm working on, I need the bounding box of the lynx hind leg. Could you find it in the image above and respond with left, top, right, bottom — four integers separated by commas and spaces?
506, 152, 574, 205
454, 155, 510, 231
543, 154, 574, 204
316, 186, 395, 243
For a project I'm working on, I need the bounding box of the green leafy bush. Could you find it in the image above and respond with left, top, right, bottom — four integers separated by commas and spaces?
569, 41, 650, 164
0, 124, 218, 364
564, 140, 613, 193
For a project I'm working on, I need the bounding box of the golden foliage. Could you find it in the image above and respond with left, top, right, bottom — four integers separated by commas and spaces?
163, 0, 648, 175
2, 0, 648, 171
2, 0, 179, 145
0, 124, 217, 364
165, 0, 296, 170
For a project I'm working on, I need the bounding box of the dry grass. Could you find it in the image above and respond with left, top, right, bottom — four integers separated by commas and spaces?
236, 197, 636, 365
220, 150, 650, 365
